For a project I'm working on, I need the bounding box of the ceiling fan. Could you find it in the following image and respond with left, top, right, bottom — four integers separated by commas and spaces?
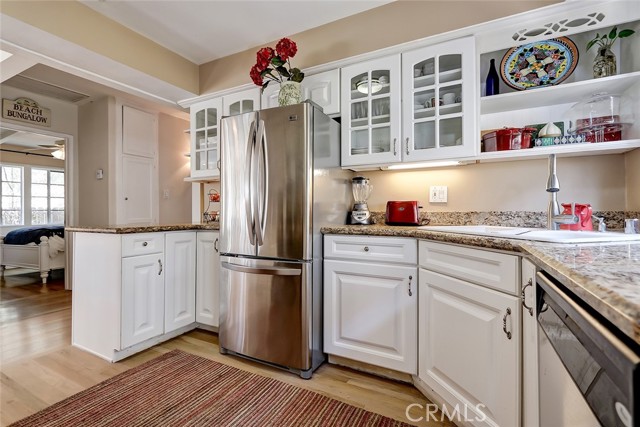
25, 140, 66, 159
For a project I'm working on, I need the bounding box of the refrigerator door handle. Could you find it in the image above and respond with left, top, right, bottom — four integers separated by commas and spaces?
221, 262, 301, 276
245, 120, 257, 245
255, 119, 269, 247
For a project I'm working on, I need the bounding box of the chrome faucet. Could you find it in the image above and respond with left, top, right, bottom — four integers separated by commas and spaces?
546, 154, 579, 230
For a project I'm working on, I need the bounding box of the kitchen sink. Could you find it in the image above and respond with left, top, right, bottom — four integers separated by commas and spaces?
418, 225, 640, 243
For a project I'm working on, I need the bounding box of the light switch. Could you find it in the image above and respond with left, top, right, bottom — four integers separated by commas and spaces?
96, 169, 104, 180
429, 186, 448, 203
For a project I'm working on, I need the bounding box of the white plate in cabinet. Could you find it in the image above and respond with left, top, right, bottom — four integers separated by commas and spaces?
419, 268, 520, 427
324, 259, 417, 374
324, 235, 417, 265
419, 240, 519, 295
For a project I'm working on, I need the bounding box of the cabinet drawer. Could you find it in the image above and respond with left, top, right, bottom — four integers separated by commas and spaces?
324, 235, 416, 265
122, 233, 164, 257
419, 240, 519, 294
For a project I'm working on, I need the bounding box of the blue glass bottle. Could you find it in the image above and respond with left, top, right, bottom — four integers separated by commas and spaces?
486, 58, 500, 96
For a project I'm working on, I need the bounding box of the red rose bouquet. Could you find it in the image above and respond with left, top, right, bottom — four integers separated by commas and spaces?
250, 38, 304, 92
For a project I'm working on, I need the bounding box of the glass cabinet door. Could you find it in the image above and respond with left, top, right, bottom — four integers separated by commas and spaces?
341, 55, 401, 167
190, 98, 222, 178
402, 37, 477, 161
223, 88, 260, 117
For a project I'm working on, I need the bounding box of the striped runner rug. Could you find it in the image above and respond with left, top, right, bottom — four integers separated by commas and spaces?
10, 349, 413, 426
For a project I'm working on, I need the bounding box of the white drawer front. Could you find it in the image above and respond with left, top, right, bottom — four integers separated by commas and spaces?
324, 235, 417, 265
419, 240, 519, 294
122, 233, 164, 257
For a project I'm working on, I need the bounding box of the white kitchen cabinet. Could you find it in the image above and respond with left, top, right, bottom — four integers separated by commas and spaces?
190, 98, 222, 179
417, 241, 521, 427
122, 105, 157, 158
195, 231, 220, 327
262, 69, 341, 115
164, 232, 196, 333
324, 235, 417, 374
121, 252, 165, 349
401, 37, 477, 161
223, 88, 260, 117
521, 258, 539, 427
121, 154, 157, 224
72, 231, 205, 362
341, 55, 402, 167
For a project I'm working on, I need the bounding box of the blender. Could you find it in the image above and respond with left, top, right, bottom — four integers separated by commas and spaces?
347, 176, 373, 225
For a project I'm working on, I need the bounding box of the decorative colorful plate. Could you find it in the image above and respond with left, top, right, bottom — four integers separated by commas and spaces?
500, 37, 578, 90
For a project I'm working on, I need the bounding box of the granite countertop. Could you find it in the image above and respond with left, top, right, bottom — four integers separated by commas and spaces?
66, 223, 219, 234
521, 241, 640, 345
322, 223, 640, 345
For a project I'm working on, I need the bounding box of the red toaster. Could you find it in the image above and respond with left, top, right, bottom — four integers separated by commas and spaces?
385, 201, 420, 226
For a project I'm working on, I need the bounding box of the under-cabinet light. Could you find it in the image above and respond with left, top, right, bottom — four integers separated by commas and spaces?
383, 160, 467, 170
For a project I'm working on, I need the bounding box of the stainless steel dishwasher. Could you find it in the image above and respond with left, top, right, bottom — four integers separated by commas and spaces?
536, 271, 639, 427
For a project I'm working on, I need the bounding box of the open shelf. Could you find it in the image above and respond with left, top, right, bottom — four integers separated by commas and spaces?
475, 139, 640, 162
480, 71, 640, 115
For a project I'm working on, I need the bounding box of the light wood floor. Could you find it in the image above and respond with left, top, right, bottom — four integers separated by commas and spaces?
0, 275, 454, 427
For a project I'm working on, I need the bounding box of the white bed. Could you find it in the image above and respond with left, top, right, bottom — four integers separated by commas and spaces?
0, 235, 65, 285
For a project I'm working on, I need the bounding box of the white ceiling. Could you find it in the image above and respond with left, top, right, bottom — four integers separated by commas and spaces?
80, 0, 391, 64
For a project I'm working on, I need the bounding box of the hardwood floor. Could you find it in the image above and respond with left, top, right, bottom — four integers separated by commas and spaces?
0, 277, 454, 427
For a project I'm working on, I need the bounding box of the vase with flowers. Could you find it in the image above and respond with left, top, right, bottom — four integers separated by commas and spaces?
250, 38, 304, 106
587, 26, 635, 78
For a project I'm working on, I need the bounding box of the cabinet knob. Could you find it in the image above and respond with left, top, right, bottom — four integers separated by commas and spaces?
125, 197, 129, 201
363, 246, 369, 252
143, 241, 148, 247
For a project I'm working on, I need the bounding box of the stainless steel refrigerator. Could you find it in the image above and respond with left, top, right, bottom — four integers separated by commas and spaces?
219, 102, 351, 379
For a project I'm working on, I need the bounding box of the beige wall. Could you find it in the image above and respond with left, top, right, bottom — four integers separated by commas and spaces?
0, 1, 199, 94
199, 0, 558, 94
158, 113, 192, 224
626, 149, 640, 210
365, 155, 627, 212
78, 97, 113, 226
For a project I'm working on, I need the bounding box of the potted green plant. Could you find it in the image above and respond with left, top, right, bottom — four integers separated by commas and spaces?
587, 26, 635, 78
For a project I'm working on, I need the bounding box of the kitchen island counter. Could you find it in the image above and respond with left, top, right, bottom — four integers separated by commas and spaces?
322, 224, 640, 345
66, 223, 219, 234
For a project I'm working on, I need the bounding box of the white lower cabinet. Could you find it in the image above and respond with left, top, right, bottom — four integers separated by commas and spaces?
164, 232, 196, 333
418, 240, 521, 427
73, 230, 217, 362
195, 231, 220, 327
121, 252, 165, 348
324, 235, 417, 374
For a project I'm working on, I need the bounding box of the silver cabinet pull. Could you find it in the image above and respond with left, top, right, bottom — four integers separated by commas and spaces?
405, 137, 410, 155
408, 275, 413, 296
502, 307, 512, 339
214, 238, 219, 253
393, 138, 397, 156
363, 246, 369, 252
142, 241, 148, 247
522, 278, 533, 316
158, 259, 163, 275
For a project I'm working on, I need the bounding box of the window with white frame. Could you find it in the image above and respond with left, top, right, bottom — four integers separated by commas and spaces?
1, 165, 23, 225
31, 168, 64, 224
0, 164, 64, 226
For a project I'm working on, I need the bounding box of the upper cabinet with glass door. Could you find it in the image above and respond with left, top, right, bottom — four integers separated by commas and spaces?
222, 88, 260, 118
190, 98, 222, 179
341, 55, 402, 167
401, 37, 477, 162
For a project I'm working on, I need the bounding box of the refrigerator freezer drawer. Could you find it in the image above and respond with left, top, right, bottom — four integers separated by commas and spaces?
219, 257, 312, 372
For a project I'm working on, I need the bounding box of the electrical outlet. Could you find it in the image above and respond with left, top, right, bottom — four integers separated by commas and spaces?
163, 189, 170, 199
95, 169, 104, 180
429, 186, 448, 203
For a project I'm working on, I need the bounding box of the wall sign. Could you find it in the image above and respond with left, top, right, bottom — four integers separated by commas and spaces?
2, 97, 51, 127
